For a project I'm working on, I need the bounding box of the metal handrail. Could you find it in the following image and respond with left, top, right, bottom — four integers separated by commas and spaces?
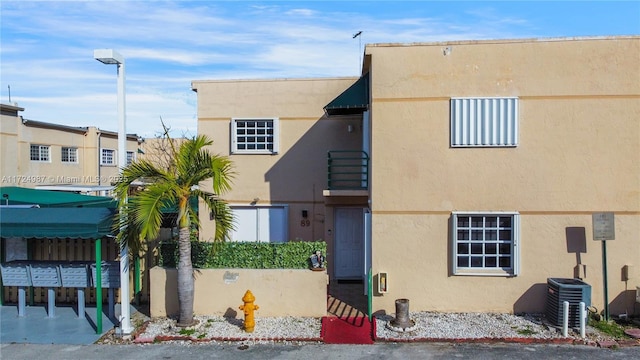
327, 150, 369, 190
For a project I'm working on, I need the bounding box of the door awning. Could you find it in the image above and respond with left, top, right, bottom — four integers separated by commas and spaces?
0, 207, 116, 239
324, 75, 369, 116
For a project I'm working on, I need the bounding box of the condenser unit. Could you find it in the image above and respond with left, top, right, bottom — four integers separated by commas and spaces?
545, 278, 591, 328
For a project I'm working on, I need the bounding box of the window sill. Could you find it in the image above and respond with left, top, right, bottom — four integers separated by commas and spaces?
453, 269, 515, 277
231, 152, 278, 155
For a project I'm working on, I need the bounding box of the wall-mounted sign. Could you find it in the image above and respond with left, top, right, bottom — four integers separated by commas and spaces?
592, 212, 615, 241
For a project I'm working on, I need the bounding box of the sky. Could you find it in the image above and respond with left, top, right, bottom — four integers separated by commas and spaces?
1, 1, 639, 138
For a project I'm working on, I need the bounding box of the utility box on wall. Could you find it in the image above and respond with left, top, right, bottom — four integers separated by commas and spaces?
378, 272, 388, 293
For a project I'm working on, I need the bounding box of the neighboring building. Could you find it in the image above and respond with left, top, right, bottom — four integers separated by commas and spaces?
0, 104, 143, 194
193, 36, 639, 316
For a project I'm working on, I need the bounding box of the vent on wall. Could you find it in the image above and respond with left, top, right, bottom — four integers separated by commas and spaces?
450, 97, 519, 147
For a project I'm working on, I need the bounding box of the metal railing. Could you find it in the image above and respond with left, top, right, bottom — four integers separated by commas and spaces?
327, 150, 369, 190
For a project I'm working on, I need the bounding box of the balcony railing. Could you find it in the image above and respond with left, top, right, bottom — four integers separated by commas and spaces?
327, 150, 369, 190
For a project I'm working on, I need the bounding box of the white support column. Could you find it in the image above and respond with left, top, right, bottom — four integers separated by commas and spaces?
579, 302, 586, 338
562, 301, 569, 337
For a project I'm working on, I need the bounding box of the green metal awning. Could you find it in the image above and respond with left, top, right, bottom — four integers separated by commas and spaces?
0, 186, 116, 208
0, 207, 116, 239
324, 75, 369, 116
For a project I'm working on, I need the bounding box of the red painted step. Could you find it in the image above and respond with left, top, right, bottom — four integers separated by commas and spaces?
321, 316, 374, 344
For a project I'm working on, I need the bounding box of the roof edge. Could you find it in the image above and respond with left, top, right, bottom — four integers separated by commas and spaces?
365, 35, 640, 49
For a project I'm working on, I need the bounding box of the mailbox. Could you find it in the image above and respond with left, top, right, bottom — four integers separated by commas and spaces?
29, 263, 62, 288
59, 262, 91, 288
91, 261, 121, 288
0, 262, 32, 287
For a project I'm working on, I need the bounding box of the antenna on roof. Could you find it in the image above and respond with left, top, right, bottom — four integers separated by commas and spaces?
8, 85, 11, 103
353, 31, 363, 74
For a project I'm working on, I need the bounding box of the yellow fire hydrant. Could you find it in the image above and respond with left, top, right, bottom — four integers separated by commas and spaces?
239, 290, 259, 333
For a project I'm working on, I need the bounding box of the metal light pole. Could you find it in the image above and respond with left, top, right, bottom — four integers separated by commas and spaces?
94, 48, 133, 335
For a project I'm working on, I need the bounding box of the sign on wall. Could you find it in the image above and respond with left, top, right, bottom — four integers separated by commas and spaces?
592, 212, 615, 241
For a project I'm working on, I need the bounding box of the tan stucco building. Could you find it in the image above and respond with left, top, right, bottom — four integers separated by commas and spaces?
1, 104, 142, 193
194, 36, 639, 316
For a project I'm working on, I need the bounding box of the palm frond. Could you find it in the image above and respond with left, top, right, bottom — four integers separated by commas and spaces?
199, 191, 235, 242
131, 182, 178, 241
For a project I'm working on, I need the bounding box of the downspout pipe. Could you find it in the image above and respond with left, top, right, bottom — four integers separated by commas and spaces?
97, 131, 102, 185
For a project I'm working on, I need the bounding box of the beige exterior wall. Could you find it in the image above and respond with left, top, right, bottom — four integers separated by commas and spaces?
0, 105, 141, 189
192, 78, 363, 247
149, 267, 328, 317
191, 36, 639, 317
0, 105, 21, 181
366, 37, 640, 315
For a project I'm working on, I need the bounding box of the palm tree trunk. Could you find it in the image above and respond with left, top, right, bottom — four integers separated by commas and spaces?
177, 226, 195, 326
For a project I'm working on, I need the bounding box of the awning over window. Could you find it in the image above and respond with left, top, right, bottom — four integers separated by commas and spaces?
324, 75, 369, 116
0, 207, 116, 239
0, 186, 116, 208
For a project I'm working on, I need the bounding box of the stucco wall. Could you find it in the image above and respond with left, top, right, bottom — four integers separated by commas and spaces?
193, 78, 363, 243
0, 112, 140, 188
149, 267, 329, 318
366, 37, 640, 315
0, 111, 20, 180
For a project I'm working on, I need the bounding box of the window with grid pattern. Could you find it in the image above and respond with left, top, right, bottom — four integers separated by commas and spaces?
126, 151, 135, 165
101, 148, 115, 165
231, 118, 279, 154
61, 147, 78, 163
452, 212, 520, 276
30, 144, 50, 162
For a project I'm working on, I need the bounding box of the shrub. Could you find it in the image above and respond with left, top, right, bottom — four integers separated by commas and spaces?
158, 240, 327, 269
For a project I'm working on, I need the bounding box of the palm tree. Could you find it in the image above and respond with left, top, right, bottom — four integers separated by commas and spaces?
114, 133, 234, 326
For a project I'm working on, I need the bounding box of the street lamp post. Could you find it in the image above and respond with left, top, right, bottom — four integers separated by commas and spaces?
94, 48, 133, 335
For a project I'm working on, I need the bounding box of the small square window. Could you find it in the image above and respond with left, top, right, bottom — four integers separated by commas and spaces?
61, 147, 78, 163
101, 148, 116, 165
231, 118, 279, 154
452, 212, 520, 276
126, 151, 135, 165
30, 144, 50, 162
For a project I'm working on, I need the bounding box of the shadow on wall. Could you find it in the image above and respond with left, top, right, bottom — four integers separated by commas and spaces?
513, 283, 547, 314
264, 114, 362, 204
610, 290, 639, 316
263, 114, 363, 246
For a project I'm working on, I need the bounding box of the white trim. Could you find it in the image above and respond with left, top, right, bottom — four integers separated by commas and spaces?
29, 144, 51, 162
229, 203, 289, 242
100, 148, 116, 166
364, 208, 372, 295
61, 146, 79, 164
126, 150, 136, 165
451, 211, 520, 277
230, 117, 279, 155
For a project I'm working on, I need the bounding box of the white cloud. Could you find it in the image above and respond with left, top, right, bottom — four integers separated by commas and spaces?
2, 1, 634, 137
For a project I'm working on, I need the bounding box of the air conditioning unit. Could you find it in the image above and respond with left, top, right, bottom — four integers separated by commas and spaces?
545, 278, 591, 328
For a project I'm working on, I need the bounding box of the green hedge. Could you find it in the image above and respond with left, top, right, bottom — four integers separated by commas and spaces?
158, 240, 327, 269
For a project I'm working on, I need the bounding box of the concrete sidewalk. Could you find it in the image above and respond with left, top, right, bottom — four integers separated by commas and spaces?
0, 304, 129, 344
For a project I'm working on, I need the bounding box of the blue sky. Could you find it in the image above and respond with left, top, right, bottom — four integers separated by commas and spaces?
1, 1, 638, 138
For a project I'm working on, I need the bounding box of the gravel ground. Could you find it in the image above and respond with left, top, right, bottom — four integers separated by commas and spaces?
97, 311, 622, 346
137, 315, 323, 344
375, 312, 596, 342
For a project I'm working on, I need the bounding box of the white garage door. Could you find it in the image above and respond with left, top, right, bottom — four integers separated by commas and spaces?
230, 205, 288, 243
